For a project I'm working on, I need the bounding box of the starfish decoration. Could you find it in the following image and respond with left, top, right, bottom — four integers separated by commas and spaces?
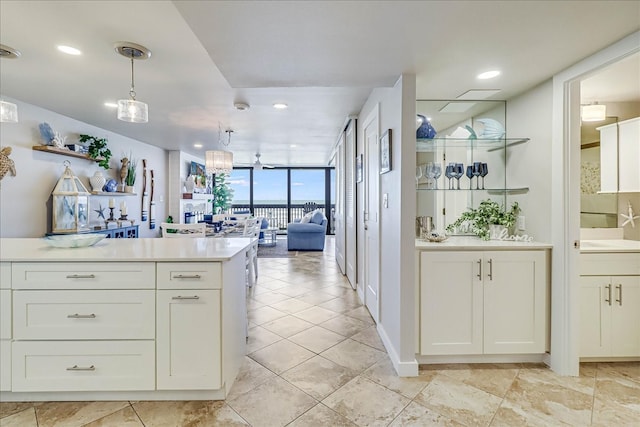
93, 203, 106, 220
620, 200, 639, 228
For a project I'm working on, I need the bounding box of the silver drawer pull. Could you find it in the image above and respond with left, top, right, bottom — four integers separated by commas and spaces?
616, 284, 622, 306
66, 274, 96, 279
67, 313, 96, 319
173, 274, 201, 279
66, 365, 95, 371
172, 295, 200, 300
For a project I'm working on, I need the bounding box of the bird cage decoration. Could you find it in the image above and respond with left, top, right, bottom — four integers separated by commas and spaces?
51, 161, 91, 234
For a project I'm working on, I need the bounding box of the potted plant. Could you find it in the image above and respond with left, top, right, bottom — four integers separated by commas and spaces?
124, 157, 137, 193
79, 134, 112, 170
446, 199, 520, 240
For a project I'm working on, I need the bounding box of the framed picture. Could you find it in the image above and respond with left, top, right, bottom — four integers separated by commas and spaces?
380, 129, 392, 174
190, 161, 207, 191
356, 154, 363, 183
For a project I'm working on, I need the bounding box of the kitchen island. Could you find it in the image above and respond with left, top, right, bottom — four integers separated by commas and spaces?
0, 237, 251, 401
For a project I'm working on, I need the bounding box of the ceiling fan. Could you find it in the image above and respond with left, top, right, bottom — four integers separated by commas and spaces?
237, 153, 276, 170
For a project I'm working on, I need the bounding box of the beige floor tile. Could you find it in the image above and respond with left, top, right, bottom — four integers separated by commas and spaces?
293, 306, 340, 324
275, 285, 312, 297
321, 339, 387, 373
596, 361, 640, 384
269, 297, 314, 314
34, 401, 130, 427
257, 279, 290, 290
288, 403, 357, 427
281, 355, 358, 400
343, 306, 375, 324
389, 401, 464, 427
246, 298, 266, 311
246, 325, 283, 353
261, 314, 314, 338
83, 406, 143, 427
350, 326, 386, 351
580, 362, 598, 378
591, 396, 640, 426
491, 399, 560, 427
250, 339, 315, 374
0, 407, 38, 427
436, 363, 519, 398
227, 376, 317, 427
322, 376, 410, 427
318, 296, 362, 313
0, 402, 34, 419
251, 291, 290, 305
227, 356, 277, 400
594, 375, 640, 414
414, 374, 503, 427
517, 366, 595, 396
362, 358, 431, 399
247, 305, 287, 325
296, 291, 338, 305
289, 325, 347, 353
133, 401, 248, 426
319, 314, 370, 337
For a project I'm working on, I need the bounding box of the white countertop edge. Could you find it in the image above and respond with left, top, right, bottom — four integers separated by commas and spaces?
580, 239, 640, 253
415, 236, 552, 250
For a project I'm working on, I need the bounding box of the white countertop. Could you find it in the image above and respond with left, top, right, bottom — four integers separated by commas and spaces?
0, 237, 253, 262
415, 236, 552, 250
580, 239, 640, 253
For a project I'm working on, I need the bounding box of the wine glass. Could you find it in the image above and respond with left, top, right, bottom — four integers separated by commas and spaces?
472, 162, 482, 190
424, 162, 434, 189
454, 163, 464, 190
480, 162, 489, 189
432, 162, 442, 189
466, 165, 474, 189
415, 165, 423, 186
445, 163, 454, 189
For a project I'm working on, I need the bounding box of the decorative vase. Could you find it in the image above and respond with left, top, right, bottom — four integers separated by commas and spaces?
416, 114, 437, 139
124, 185, 135, 193
184, 175, 195, 193
102, 179, 117, 192
89, 170, 106, 192
488, 224, 508, 240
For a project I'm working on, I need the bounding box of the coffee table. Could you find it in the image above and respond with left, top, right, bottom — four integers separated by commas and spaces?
259, 227, 278, 247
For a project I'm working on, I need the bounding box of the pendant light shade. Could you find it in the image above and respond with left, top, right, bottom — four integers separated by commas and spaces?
0, 100, 18, 123
205, 150, 234, 174
581, 103, 606, 122
115, 42, 151, 123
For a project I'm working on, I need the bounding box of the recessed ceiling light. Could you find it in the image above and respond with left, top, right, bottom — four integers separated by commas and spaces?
104, 102, 118, 108
477, 70, 500, 80
193, 143, 203, 148
234, 102, 250, 111
57, 45, 82, 56
273, 103, 288, 110
290, 144, 297, 148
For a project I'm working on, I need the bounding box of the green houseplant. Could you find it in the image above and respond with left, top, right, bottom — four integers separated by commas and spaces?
212, 173, 234, 214
125, 157, 137, 188
79, 134, 112, 170
446, 200, 520, 240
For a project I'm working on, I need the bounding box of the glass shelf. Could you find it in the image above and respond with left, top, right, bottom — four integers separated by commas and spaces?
416, 138, 529, 152
417, 187, 529, 194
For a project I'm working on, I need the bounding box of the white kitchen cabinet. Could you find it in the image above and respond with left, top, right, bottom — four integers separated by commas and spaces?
598, 117, 640, 193
420, 250, 547, 355
580, 275, 640, 358
0, 262, 11, 391
156, 290, 222, 390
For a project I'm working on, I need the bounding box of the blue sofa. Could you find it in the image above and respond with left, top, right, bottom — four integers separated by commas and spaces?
287, 211, 327, 251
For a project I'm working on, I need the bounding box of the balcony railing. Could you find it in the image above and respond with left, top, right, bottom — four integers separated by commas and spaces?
230, 204, 335, 234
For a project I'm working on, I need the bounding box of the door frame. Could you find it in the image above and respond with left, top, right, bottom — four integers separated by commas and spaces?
551, 31, 639, 376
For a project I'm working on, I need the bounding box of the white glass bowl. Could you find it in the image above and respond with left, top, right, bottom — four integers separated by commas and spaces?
44, 233, 107, 248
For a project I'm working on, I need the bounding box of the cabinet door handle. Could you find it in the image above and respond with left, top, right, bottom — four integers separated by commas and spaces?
66, 365, 95, 371
487, 259, 493, 281
172, 295, 200, 300
604, 284, 612, 306
67, 313, 96, 319
173, 274, 201, 279
616, 284, 622, 306
477, 259, 482, 280
66, 274, 95, 279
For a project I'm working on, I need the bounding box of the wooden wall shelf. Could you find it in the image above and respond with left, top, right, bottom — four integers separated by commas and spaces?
91, 191, 137, 197
32, 145, 104, 162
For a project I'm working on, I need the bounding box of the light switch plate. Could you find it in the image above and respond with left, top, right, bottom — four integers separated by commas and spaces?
517, 215, 525, 230
383, 193, 389, 208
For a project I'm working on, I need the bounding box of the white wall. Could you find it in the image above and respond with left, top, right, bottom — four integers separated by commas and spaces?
506, 81, 554, 243
357, 74, 417, 376
168, 150, 206, 224
0, 97, 167, 238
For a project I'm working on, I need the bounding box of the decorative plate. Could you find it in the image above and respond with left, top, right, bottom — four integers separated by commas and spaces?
44, 233, 107, 248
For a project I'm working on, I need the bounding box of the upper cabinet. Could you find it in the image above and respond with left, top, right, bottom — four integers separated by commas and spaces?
598, 117, 640, 193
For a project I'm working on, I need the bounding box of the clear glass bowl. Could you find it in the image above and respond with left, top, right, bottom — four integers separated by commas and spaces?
44, 233, 107, 248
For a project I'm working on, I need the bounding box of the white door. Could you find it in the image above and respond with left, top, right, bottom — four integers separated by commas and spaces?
334, 136, 346, 274
611, 275, 640, 357
345, 120, 357, 289
364, 113, 379, 322
579, 276, 611, 357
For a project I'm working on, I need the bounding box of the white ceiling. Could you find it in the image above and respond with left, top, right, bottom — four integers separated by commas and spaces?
1, 1, 638, 166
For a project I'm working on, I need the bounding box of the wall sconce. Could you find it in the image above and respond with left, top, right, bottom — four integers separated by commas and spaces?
581, 103, 607, 122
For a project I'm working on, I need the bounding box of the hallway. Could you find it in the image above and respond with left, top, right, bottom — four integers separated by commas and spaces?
1, 238, 639, 426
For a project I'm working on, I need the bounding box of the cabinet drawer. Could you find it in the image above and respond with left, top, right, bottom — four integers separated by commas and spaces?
13, 290, 155, 340
0, 340, 10, 392
580, 253, 640, 276
11, 340, 155, 392
1, 289, 10, 339
12, 262, 155, 290
157, 263, 222, 290
0, 262, 10, 289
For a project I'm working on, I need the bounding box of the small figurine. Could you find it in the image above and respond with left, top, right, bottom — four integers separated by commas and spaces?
120, 157, 129, 189
0, 146, 17, 181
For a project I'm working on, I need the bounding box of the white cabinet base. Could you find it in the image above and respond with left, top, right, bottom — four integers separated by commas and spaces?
0, 389, 227, 402
416, 353, 548, 365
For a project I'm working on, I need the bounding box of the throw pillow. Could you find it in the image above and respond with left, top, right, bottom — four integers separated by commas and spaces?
300, 212, 313, 224
310, 210, 324, 225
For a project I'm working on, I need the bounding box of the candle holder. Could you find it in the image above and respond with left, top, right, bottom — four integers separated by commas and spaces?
119, 214, 128, 221
108, 207, 116, 221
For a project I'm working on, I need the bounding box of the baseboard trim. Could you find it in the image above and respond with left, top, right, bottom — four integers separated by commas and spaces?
416, 353, 546, 365
377, 324, 418, 377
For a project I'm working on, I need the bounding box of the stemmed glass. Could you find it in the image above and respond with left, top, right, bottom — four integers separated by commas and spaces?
416, 165, 423, 186
472, 162, 482, 190
432, 162, 442, 189
424, 162, 434, 189
480, 163, 489, 189
454, 163, 464, 190
445, 163, 454, 189
466, 166, 474, 189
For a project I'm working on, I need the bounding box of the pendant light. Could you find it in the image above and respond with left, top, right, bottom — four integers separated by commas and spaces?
581, 103, 606, 122
205, 130, 234, 174
0, 44, 21, 123
115, 42, 151, 123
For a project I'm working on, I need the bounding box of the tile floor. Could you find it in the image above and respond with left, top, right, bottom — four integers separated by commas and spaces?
1, 237, 639, 426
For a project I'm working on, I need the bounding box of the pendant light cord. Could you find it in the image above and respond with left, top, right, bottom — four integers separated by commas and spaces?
129, 55, 137, 100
